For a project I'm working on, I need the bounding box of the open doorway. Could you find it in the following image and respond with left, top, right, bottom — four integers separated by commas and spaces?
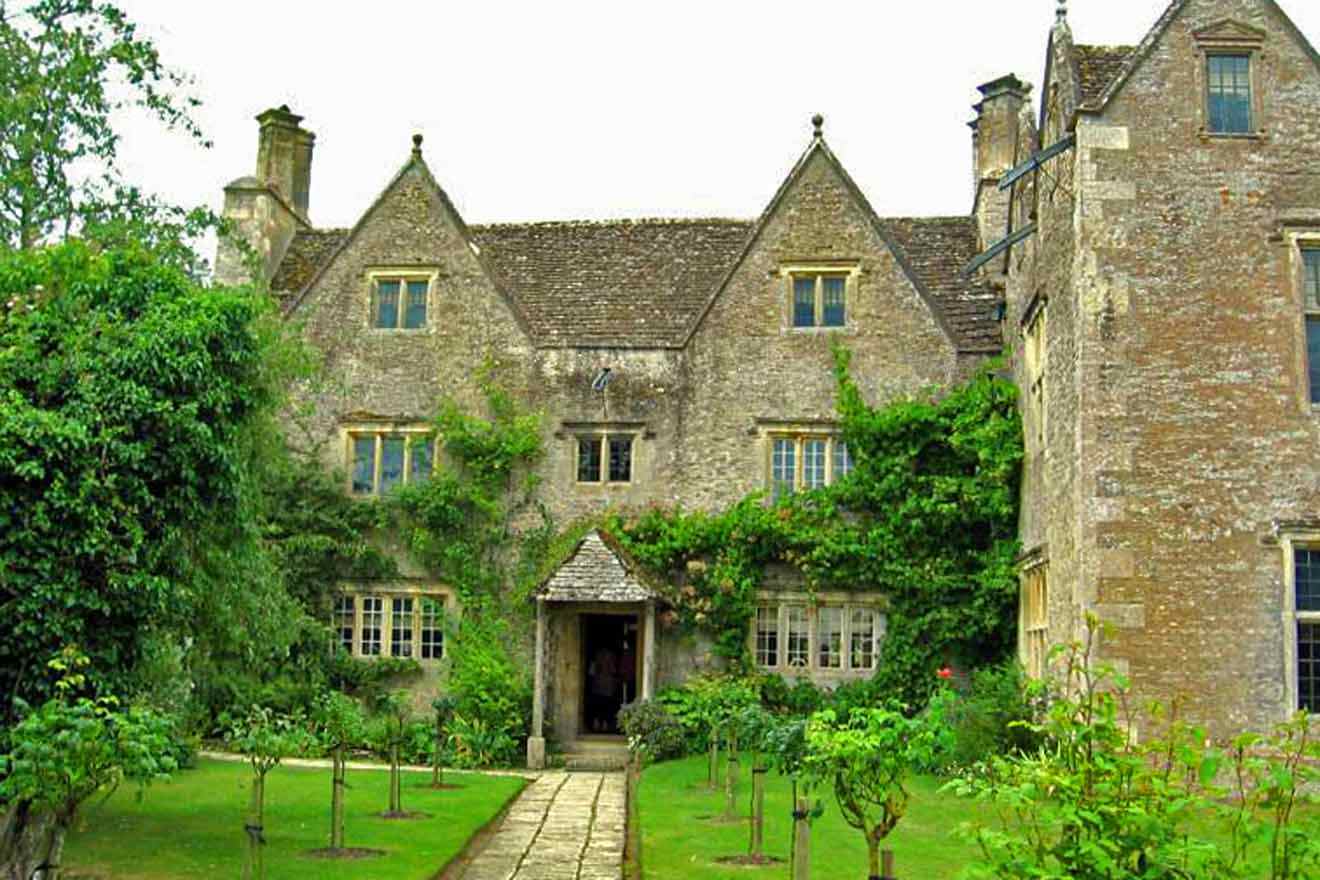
581, 614, 639, 735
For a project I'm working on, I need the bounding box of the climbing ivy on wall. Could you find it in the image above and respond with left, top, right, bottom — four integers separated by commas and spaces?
609, 347, 1023, 707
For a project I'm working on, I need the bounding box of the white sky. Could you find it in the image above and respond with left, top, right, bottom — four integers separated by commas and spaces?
110, 0, 1320, 234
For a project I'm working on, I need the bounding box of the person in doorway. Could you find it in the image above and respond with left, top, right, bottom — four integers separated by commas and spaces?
588, 646, 619, 732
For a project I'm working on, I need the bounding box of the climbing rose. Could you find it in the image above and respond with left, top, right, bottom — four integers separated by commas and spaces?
937, 667, 953, 679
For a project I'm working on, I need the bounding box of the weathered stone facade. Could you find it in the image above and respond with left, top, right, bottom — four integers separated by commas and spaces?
1006, 0, 1320, 737
216, 0, 1320, 754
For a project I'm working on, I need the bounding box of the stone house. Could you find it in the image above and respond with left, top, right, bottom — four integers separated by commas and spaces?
216, 0, 1320, 760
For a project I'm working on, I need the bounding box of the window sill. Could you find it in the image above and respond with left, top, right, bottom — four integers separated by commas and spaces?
786, 325, 853, 334
1198, 130, 1267, 142
575, 481, 636, 489
366, 327, 431, 334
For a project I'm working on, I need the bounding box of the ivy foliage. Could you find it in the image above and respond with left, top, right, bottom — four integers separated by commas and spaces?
611, 347, 1022, 706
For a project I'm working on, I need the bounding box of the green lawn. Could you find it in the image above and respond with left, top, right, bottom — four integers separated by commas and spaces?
63, 758, 526, 880
638, 755, 976, 880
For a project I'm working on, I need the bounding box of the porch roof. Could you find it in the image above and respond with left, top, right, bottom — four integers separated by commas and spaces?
537, 531, 658, 604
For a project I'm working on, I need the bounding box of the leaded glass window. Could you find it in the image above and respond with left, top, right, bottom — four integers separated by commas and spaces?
577, 436, 602, 482
347, 430, 434, 496
772, 438, 796, 501
1304, 250, 1320, 309
608, 436, 633, 482
380, 435, 405, 494
755, 606, 779, 668
786, 606, 810, 668
849, 608, 877, 670
404, 280, 428, 329
420, 598, 445, 660
361, 597, 383, 656
1207, 54, 1252, 134
1297, 549, 1320, 612
803, 439, 827, 490
373, 280, 400, 328
818, 607, 843, 669
833, 441, 854, 482
334, 595, 355, 654
1300, 621, 1320, 714
823, 277, 846, 326
372, 276, 431, 329
390, 597, 414, 658
793, 277, 816, 327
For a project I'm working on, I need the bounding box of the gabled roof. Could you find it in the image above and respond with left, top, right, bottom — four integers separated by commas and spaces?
1078, 0, 1320, 114
470, 218, 751, 349
681, 134, 999, 353
270, 138, 1001, 353
1074, 44, 1135, 108
537, 531, 658, 604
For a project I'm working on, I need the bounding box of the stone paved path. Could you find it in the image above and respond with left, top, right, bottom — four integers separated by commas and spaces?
460, 771, 625, 880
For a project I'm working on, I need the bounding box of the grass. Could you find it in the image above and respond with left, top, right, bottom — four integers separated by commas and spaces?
62, 757, 526, 880
637, 755, 976, 879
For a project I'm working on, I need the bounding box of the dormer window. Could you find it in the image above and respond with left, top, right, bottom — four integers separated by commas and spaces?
368, 270, 436, 329
1207, 54, 1252, 134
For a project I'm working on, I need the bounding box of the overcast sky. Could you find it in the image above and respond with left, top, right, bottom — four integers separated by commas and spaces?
111, 0, 1320, 236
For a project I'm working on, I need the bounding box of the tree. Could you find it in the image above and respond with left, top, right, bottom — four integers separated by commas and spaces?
374, 691, 413, 817
429, 695, 457, 788
805, 705, 946, 880
0, 0, 207, 250
734, 704, 777, 863
314, 692, 366, 852
0, 241, 291, 722
0, 648, 176, 880
228, 706, 310, 880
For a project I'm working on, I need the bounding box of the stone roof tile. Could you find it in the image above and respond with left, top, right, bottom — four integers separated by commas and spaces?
882, 216, 1001, 352
470, 218, 752, 349
270, 215, 1000, 351
538, 531, 656, 603
1074, 44, 1135, 108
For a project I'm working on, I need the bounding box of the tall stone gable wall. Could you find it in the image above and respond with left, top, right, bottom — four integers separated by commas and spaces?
1022, 0, 1320, 736
678, 150, 964, 511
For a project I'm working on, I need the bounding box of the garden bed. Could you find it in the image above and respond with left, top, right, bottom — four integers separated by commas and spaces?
62, 757, 526, 879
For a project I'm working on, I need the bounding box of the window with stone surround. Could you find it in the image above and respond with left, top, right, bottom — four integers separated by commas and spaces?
332, 589, 451, 662
1021, 561, 1048, 679
1303, 248, 1320, 404
767, 433, 854, 501
346, 426, 435, 496
781, 265, 859, 330
1194, 21, 1265, 138
1023, 296, 1047, 454
577, 433, 634, 484
751, 598, 884, 676
369, 272, 434, 330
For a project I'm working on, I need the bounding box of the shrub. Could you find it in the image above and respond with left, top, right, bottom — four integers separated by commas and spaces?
618, 699, 687, 763
445, 614, 530, 763
758, 674, 825, 716
925, 662, 1040, 771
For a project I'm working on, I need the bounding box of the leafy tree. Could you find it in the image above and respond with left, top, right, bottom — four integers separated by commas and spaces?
805, 704, 946, 880
0, 0, 207, 250
734, 704, 777, 862
228, 706, 311, 880
0, 241, 291, 721
314, 692, 366, 853
0, 648, 176, 880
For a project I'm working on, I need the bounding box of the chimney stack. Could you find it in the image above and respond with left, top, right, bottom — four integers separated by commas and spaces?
970, 75, 1031, 255
214, 106, 315, 286
256, 105, 315, 219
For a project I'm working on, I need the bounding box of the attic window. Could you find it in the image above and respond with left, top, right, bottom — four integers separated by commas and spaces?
1207, 54, 1252, 134
368, 270, 436, 329
782, 264, 860, 330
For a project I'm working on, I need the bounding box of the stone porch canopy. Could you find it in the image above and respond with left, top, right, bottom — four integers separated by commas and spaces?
528, 530, 662, 768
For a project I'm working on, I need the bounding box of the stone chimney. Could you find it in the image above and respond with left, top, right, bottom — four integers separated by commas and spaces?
970, 75, 1031, 254
256, 105, 315, 218
214, 106, 315, 287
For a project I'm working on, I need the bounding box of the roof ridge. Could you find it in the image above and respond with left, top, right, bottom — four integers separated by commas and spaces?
470, 216, 753, 231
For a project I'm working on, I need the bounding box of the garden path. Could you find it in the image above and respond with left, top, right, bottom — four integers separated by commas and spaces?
459, 771, 625, 880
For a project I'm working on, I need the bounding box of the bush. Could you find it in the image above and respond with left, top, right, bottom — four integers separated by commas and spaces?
926, 662, 1040, 771
758, 674, 825, 716
445, 614, 530, 765
618, 700, 687, 762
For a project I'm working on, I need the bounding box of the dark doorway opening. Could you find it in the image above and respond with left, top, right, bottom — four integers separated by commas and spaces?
581, 614, 639, 735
